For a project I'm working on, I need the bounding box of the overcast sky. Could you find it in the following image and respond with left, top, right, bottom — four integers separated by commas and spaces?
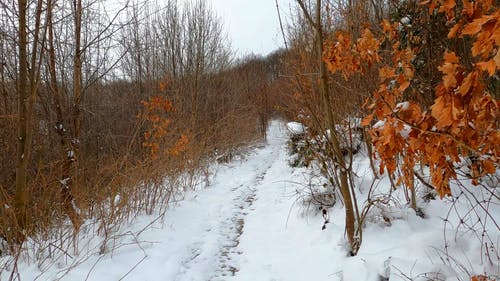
206, 0, 294, 57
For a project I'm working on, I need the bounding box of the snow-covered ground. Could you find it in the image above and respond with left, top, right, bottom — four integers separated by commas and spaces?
2, 120, 499, 280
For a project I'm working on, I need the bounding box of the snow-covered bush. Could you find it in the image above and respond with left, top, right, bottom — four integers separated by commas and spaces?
286, 119, 367, 218
286, 122, 314, 167
334, 118, 364, 155
286, 119, 364, 169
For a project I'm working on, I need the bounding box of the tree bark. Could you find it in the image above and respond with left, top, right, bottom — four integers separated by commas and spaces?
14, 0, 46, 234
14, 0, 30, 232
46, 0, 81, 230
63, 0, 83, 230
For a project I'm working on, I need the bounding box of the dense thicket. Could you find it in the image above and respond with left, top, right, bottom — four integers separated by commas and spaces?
0, 0, 283, 254
280, 0, 498, 261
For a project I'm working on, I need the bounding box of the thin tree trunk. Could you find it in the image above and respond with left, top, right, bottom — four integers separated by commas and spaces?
14, 0, 30, 232
315, 0, 358, 255
57, 0, 84, 230
296, 0, 360, 255
14, 0, 46, 235
47, 0, 81, 230
73, 0, 83, 142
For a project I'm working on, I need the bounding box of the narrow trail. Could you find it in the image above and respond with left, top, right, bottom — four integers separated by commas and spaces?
210, 166, 267, 280
169, 120, 288, 281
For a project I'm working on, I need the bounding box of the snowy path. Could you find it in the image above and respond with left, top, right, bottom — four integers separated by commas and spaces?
96, 119, 344, 281
169, 134, 276, 281
136, 119, 340, 281
54, 119, 339, 281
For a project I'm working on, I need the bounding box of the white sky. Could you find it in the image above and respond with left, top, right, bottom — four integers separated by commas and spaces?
109, 0, 296, 57
207, 0, 294, 57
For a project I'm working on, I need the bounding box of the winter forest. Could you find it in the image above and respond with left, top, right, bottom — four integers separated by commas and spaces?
0, 0, 498, 280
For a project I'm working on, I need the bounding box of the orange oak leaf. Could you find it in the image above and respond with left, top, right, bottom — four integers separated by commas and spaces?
476, 59, 497, 76
462, 15, 496, 36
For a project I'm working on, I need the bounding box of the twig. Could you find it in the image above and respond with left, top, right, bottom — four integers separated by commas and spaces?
118, 255, 147, 281
275, 0, 289, 50
414, 169, 435, 190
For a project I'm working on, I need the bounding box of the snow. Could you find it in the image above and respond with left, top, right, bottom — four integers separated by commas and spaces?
286, 121, 306, 135
400, 16, 411, 26
372, 118, 412, 139
2, 120, 498, 281
399, 124, 412, 139
373, 120, 385, 129
59, 177, 70, 186
394, 101, 410, 112
55, 123, 65, 131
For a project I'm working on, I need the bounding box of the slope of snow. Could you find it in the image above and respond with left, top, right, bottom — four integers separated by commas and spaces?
2, 120, 498, 281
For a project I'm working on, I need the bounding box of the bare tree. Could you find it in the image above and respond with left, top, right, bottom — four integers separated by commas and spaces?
295, 0, 360, 255
14, 0, 47, 233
